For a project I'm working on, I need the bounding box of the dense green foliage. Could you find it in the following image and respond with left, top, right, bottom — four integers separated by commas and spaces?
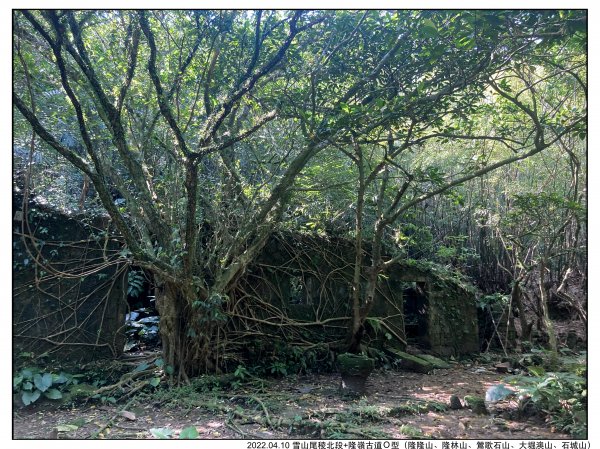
13, 368, 66, 405
507, 364, 587, 437
13, 10, 586, 377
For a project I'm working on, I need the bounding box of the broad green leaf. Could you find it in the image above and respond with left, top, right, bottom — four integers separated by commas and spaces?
13, 375, 23, 389
22, 389, 41, 405
149, 377, 161, 387
34, 373, 53, 392
421, 19, 438, 37
53, 373, 69, 384
179, 426, 199, 439
56, 424, 79, 432
44, 388, 63, 400
43, 373, 53, 389
33, 374, 42, 391
133, 362, 149, 373
150, 427, 173, 439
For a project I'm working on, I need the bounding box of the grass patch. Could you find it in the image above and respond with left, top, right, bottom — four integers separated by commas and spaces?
399, 424, 424, 438
388, 400, 447, 417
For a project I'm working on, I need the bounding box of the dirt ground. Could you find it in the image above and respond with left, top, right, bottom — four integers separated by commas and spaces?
12, 361, 570, 440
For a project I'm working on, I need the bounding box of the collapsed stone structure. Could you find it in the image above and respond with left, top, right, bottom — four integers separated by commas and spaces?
12, 202, 479, 363
236, 232, 480, 357
12, 197, 128, 363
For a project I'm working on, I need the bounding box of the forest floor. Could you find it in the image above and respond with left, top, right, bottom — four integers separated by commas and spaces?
12, 356, 571, 440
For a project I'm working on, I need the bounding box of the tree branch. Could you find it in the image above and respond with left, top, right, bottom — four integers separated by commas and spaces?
63, 11, 170, 245
117, 19, 140, 114
138, 11, 191, 158
204, 110, 277, 154
198, 11, 304, 151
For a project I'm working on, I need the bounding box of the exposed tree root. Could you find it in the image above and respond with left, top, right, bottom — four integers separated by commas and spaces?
230, 394, 274, 429
225, 419, 264, 439
204, 392, 390, 439
91, 368, 156, 398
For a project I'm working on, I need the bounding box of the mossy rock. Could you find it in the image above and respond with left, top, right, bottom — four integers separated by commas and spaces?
337, 353, 374, 396
417, 354, 451, 369
337, 353, 375, 377
464, 395, 487, 415
385, 348, 434, 373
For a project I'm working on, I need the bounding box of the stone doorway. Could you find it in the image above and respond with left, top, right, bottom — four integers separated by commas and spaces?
403, 281, 429, 348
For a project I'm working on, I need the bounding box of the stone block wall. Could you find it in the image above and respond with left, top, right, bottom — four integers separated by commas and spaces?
13, 200, 128, 363
426, 289, 480, 356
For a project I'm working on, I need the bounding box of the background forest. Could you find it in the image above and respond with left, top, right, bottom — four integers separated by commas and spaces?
12, 9, 588, 440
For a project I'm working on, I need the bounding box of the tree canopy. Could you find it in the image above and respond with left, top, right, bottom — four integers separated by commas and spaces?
13, 9, 587, 378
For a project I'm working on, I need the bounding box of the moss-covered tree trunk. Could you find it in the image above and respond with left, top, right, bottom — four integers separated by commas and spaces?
155, 279, 230, 380
348, 141, 365, 353
511, 279, 533, 342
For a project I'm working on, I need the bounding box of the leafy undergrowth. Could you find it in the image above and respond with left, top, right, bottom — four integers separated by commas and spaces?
12, 352, 585, 440
502, 350, 587, 438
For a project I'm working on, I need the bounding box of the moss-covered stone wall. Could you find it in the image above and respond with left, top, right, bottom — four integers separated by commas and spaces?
239, 233, 480, 357
12, 200, 128, 363
12, 208, 479, 364
386, 261, 479, 356
426, 288, 480, 356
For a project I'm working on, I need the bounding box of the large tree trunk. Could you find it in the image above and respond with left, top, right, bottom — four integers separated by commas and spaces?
154, 227, 272, 379
348, 147, 365, 354
347, 225, 385, 353
154, 280, 222, 381
511, 278, 533, 342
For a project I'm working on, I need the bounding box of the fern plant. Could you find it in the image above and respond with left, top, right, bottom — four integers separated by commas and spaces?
505, 371, 587, 438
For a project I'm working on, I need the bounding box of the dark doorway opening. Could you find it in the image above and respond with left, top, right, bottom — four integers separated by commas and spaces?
124, 268, 160, 352
403, 281, 429, 348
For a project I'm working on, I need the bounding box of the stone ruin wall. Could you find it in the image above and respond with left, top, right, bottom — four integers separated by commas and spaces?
12, 199, 128, 364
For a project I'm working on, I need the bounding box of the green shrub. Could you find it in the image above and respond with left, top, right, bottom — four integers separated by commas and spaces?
505, 371, 587, 438
13, 367, 79, 406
